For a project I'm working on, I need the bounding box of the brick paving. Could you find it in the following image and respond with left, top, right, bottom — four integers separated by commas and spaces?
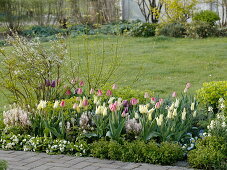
0, 150, 193, 170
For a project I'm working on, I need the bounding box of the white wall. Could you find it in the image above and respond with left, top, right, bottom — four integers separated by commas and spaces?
122, 0, 224, 23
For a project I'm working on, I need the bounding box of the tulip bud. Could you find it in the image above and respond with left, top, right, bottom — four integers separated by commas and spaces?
51, 80, 56, 88
79, 81, 85, 87
151, 97, 156, 104
77, 88, 83, 95
82, 99, 89, 107
97, 89, 103, 96
66, 89, 71, 95
60, 101, 65, 107
45, 79, 51, 87
90, 88, 95, 94
155, 102, 161, 109
112, 84, 117, 90
106, 90, 113, 97
172, 91, 177, 98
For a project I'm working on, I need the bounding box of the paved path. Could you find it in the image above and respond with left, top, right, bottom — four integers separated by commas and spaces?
0, 150, 192, 170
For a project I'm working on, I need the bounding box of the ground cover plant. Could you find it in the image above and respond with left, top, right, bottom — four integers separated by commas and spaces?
0, 34, 226, 169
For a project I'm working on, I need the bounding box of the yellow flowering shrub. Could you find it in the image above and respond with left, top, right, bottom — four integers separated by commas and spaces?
196, 81, 227, 112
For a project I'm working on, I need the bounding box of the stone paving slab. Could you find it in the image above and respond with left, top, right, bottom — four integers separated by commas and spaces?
0, 150, 193, 170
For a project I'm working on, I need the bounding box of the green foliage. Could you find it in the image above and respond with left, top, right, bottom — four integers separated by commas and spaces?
112, 87, 154, 103
91, 139, 183, 165
218, 27, 227, 37
0, 160, 7, 170
22, 26, 66, 37
196, 81, 227, 111
162, 0, 198, 23
108, 140, 123, 160
186, 21, 218, 38
91, 138, 109, 159
107, 111, 126, 141
157, 23, 186, 38
188, 136, 227, 169
0, 33, 68, 107
193, 10, 220, 25
129, 23, 157, 37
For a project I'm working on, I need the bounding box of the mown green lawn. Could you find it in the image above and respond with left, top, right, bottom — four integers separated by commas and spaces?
69, 35, 227, 95
0, 35, 227, 109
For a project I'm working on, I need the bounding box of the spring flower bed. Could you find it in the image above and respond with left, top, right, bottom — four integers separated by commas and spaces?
0, 34, 226, 169
0, 81, 225, 167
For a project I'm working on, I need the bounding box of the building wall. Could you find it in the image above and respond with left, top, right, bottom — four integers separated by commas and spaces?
122, 0, 224, 23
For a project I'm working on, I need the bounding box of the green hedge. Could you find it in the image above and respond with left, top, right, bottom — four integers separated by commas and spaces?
188, 136, 227, 169
91, 139, 184, 165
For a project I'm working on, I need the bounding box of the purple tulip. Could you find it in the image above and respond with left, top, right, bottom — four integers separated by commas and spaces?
122, 100, 129, 107
124, 107, 129, 113
51, 80, 56, 88
45, 79, 51, 87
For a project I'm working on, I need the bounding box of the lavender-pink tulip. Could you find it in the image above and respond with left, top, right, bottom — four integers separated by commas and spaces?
77, 88, 83, 95
97, 89, 103, 96
109, 102, 118, 112
79, 81, 85, 87
155, 102, 161, 109
130, 98, 139, 105
66, 89, 71, 95
172, 91, 177, 98
82, 99, 89, 107
106, 90, 113, 96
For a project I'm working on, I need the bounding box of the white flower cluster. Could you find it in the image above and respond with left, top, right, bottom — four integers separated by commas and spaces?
125, 118, 142, 135
0, 134, 88, 156
207, 113, 227, 131
3, 105, 31, 127
1, 134, 21, 149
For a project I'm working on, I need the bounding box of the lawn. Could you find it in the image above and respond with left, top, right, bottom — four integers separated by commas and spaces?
69, 35, 227, 94
0, 35, 227, 108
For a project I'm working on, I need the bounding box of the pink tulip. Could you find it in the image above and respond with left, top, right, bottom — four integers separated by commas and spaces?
106, 90, 113, 96
130, 98, 139, 105
121, 111, 127, 117
151, 97, 156, 103
144, 92, 150, 99
109, 101, 118, 112
66, 89, 71, 95
159, 98, 164, 104
82, 99, 89, 107
90, 88, 95, 94
60, 101, 65, 107
155, 102, 161, 109
79, 81, 85, 87
77, 88, 83, 95
172, 92, 177, 98
112, 84, 117, 90
97, 89, 103, 96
